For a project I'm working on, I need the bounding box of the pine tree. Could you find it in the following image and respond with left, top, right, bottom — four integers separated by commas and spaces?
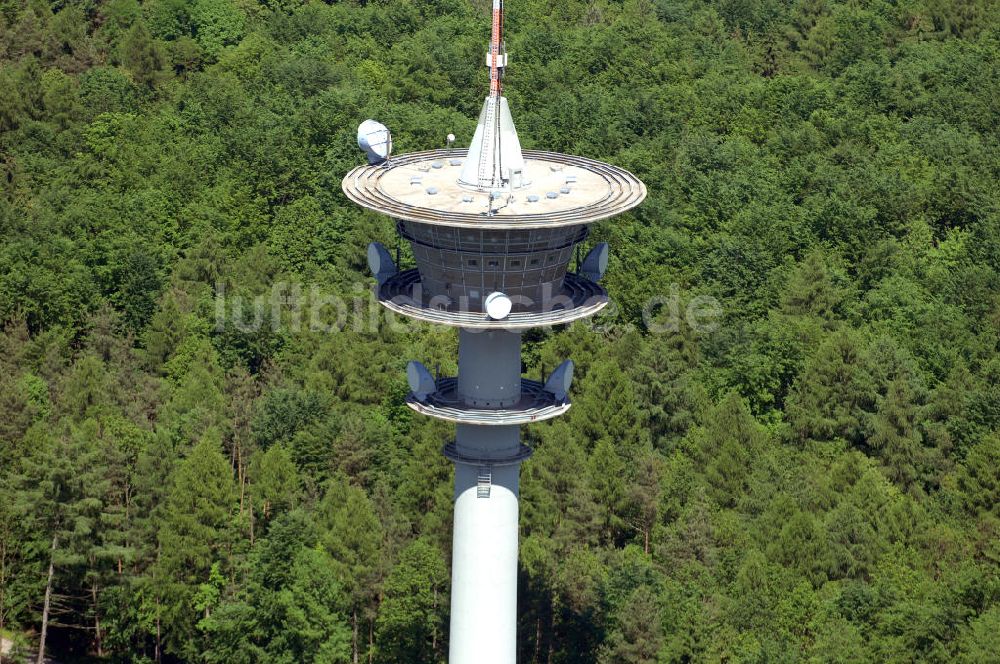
628, 326, 701, 446
695, 393, 767, 508
569, 357, 648, 454
956, 434, 1000, 516
625, 452, 663, 554
8, 418, 116, 661
589, 438, 629, 546
120, 22, 164, 88
158, 339, 228, 450
868, 377, 923, 492
143, 290, 187, 373
69, 416, 142, 657
201, 510, 352, 664
0, 323, 40, 463
281, 549, 353, 663
153, 429, 237, 660
766, 511, 829, 588
248, 444, 301, 527
375, 540, 448, 664
318, 478, 383, 664
780, 250, 848, 325
786, 330, 876, 446
597, 585, 662, 664
520, 422, 602, 662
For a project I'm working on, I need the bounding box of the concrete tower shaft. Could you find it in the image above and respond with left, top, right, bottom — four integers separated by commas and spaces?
450, 458, 519, 662
448, 328, 524, 664
457, 328, 522, 408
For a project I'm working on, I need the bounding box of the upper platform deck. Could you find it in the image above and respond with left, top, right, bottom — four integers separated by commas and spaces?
342, 149, 646, 230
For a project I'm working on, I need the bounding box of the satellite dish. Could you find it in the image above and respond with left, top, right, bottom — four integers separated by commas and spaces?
367, 242, 397, 285
357, 120, 392, 164
543, 360, 574, 401
485, 291, 512, 320
580, 242, 610, 282
406, 361, 437, 400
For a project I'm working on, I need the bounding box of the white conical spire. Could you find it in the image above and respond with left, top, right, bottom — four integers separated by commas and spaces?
458, 0, 526, 191
458, 96, 525, 190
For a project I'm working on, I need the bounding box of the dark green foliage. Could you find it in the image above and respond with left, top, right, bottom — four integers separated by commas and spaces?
2, 0, 1000, 660
375, 539, 448, 664
120, 21, 165, 88
200, 510, 352, 663
955, 434, 1000, 515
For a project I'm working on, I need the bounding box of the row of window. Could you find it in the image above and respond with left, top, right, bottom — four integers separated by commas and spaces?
467, 256, 538, 268
413, 249, 568, 269
397, 221, 587, 254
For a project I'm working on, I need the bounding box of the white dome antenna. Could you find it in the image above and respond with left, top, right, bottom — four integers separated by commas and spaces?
485, 292, 512, 320
357, 120, 392, 164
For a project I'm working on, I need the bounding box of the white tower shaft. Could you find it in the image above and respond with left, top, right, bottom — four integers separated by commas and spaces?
448, 329, 523, 664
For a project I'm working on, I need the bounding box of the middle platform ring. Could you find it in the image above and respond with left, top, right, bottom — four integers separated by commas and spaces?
378, 269, 608, 330
406, 377, 571, 425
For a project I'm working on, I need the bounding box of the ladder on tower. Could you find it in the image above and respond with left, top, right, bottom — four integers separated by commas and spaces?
477, 97, 497, 186
477, 465, 493, 498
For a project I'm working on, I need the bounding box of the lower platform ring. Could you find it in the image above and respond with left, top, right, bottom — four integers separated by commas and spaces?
378, 270, 608, 330
407, 377, 571, 425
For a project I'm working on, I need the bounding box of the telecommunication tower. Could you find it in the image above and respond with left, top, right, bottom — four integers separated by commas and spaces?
343, 2, 646, 661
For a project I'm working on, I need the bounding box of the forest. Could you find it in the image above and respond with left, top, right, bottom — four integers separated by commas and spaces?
1, 0, 999, 661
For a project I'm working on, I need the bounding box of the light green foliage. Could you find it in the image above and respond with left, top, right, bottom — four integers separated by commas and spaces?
190, 0, 246, 58
955, 606, 1000, 664
318, 476, 383, 660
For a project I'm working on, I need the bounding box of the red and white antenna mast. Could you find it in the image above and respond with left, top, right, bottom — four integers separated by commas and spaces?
489, 0, 504, 97
458, 0, 525, 192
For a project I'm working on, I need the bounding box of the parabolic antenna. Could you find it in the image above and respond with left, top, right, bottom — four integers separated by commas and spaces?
358, 120, 392, 164
366, 242, 397, 285
485, 292, 513, 320
407, 361, 437, 400
580, 243, 609, 282
543, 360, 575, 401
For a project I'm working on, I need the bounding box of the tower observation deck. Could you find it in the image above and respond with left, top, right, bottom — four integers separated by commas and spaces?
342, 2, 645, 662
